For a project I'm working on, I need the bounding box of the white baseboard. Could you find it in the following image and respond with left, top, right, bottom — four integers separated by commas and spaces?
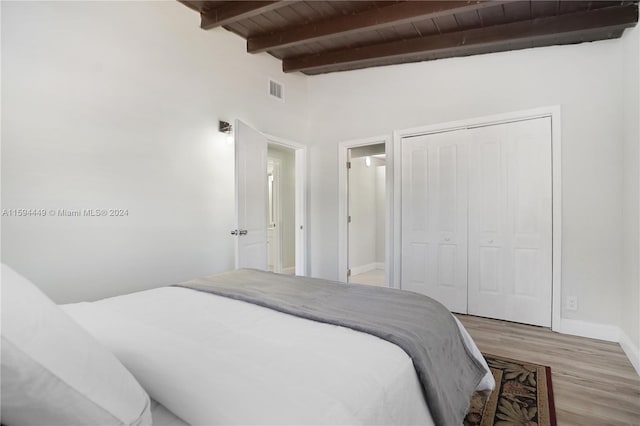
374, 262, 385, 270
558, 318, 619, 342
619, 330, 640, 376
558, 318, 640, 377
351, 263, 380, 276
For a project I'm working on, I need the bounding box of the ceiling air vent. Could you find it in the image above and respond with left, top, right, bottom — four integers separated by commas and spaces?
269, 79, 284, 101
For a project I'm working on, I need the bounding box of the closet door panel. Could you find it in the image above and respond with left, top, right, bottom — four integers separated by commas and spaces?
402, 142, 430, 295
468, 127, 508, 318
468, 118, 552, 327
401, 132, 468, 313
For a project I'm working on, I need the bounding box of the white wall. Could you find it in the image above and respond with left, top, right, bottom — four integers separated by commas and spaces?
307, 38, 629, 327
267, 144, 296, 270
621, 26, 640, 356
1, 1, 309, 303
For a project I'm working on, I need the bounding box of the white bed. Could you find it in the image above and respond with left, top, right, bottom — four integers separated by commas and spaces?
62, 286, 493, 426
151, 399, 189, 426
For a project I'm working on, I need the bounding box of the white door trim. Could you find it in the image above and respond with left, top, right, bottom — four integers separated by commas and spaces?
338, 135, 393, 286
267, 157, 282, 273
393, 106, 562, 331
265, 134, 308, 277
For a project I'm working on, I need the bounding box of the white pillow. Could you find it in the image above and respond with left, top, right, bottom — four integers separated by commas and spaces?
1, 264, 153, 426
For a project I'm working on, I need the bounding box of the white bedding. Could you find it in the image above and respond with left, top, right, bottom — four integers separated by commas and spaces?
62, 286, 492, 426
151, 399, 189, 426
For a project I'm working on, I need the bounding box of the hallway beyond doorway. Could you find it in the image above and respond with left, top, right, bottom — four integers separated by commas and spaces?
350, 269, 385, 287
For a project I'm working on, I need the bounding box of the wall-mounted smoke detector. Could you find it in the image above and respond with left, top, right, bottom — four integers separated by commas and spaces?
268, 79, 284, 101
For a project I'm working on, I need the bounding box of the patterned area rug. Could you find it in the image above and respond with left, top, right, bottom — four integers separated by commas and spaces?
464, 354, 557, 426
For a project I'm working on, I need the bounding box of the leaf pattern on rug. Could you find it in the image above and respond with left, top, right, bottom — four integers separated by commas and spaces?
501, 380, 537, 399
488, 358, 538, 386
496, 398, 537, 426
464, 354, 554, 426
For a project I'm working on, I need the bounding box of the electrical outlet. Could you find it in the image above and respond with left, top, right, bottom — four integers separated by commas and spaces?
566, 296, 578, 311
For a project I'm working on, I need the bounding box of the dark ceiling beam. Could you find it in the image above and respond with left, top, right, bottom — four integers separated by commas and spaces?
248, 1, 511, 53
283, 4, 638, 74
177, 1, 204, 13
177, 1, 219, 13
200, 1, 288, 30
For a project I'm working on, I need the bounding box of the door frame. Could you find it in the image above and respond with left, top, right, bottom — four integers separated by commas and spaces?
267, 157, 282, 273
338, 135, 393, 286
264, 133, 308, 276
392, 106, 562, 331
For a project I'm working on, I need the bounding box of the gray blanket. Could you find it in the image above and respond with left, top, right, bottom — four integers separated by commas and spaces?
175, 269, 485, 426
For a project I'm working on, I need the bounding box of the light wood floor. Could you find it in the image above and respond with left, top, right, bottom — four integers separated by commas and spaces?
456, 314, 640, 426
349, 269, 386, 287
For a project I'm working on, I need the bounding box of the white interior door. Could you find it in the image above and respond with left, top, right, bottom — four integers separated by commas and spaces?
234, 120, 268, 270
401, 131, 469, 313
467, 118, 552, 327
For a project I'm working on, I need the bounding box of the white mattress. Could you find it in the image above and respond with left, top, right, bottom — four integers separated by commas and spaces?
151, 399, 189, 426
62, 286, 492, 426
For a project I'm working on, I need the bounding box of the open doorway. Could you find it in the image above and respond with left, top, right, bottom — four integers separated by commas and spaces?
232, 120, 307, 276
338, 136, 391, 288
348, 145, 386, 286
267, 144, 296, 275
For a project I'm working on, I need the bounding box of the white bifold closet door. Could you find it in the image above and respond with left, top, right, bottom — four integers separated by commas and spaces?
401, 117, 552, 327
401, 130, 469, 314
467, 118, 552, 327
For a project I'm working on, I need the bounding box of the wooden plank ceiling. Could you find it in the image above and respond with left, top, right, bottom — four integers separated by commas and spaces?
180, 1, 639, 75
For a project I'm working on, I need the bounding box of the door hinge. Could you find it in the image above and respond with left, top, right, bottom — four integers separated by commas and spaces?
348, 215, 351, 223
347, 161, 351, 169
347, 269, 351, 277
